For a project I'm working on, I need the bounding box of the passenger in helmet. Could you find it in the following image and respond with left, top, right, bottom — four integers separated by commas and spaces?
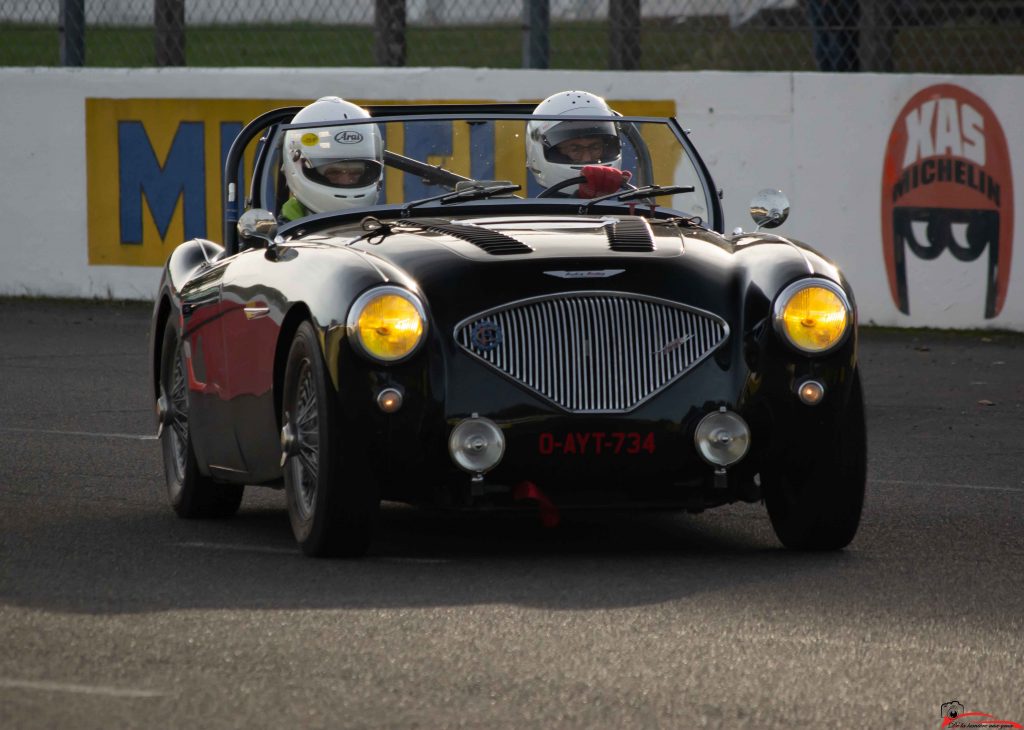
526, 90, 631, 198
280, 96, 384, 221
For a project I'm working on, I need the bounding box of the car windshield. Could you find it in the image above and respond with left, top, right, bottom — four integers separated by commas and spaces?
256, 112, 716, 227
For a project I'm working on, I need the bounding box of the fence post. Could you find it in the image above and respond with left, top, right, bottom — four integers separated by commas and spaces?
155, 0, 186, 67
522, 0, 550, 69
859, 0, 894, 71
375, 0, 407, 67
609, 0, 641, 70
59, 0, 85, 66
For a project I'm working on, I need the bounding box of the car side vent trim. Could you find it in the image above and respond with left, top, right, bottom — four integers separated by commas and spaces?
414, 218, 533, 255
605, 217, 655, 252
455, 292, 729, 414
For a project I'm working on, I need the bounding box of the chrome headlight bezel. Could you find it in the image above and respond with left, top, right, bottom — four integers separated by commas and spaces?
772, 278, 853, 355
346, 285, 428, 363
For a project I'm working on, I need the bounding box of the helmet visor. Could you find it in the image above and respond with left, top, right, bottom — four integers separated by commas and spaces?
542, 120, 621, 164
302, 158, 383, 189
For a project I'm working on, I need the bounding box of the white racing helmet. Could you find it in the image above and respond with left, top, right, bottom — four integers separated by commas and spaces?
526, 90, 622, 194
282, 96, 384, 214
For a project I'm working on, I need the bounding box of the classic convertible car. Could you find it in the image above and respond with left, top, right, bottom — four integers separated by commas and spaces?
149, 100, 865, 557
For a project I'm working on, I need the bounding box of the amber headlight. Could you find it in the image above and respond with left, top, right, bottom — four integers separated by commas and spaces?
347, 286, 426, 362
773, 279, 851, 354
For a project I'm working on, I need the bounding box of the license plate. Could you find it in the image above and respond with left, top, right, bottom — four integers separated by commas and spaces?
538, 431, 656, 455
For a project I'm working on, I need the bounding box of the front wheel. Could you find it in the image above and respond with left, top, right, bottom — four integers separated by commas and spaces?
763, 369, 866, 550
281, 321, 379, 557
158, 320, 243, 518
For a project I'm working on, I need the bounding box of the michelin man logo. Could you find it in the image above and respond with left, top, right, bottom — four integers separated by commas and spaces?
881, 84, 1014, 319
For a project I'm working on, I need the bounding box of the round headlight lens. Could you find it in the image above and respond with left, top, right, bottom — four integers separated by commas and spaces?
348, 287, 426, 362
774, 280, 850, 353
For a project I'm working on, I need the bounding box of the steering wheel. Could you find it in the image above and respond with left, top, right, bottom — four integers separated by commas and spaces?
535, 175, 638, 199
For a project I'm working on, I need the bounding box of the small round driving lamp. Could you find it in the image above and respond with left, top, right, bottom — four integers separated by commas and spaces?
347, 286, 426, 363
449, 417, 505, 475
694, 409, 751, 467
773, 279, 851, 354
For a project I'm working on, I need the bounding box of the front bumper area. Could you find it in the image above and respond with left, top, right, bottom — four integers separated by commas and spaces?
332, 316, 856, 516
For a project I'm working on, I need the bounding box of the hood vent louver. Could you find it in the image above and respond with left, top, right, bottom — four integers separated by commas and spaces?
414, 218, 533, 256
606, 217, 656, 252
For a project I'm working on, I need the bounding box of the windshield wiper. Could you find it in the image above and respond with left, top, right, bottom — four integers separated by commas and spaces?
402, 182, 522, 215
578, 185, 695, 213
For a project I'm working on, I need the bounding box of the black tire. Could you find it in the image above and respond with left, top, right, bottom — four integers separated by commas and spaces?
282, 321, 379, 557
158, 320, 244, 518
764, 368, 866, 550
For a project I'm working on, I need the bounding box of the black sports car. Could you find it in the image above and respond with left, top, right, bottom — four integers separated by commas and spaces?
149, 101, 865, 556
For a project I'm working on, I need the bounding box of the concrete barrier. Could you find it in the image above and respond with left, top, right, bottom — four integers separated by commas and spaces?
1, 67, 1020, 329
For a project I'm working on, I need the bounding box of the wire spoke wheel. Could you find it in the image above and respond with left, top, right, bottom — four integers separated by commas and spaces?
168, 344, 190, 482
158, 318, 243, 519
282, 320, 378, 557
288, 359, 320, 521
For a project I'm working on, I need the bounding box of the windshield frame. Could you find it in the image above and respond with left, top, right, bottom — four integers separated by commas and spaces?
227, 107, 723, 253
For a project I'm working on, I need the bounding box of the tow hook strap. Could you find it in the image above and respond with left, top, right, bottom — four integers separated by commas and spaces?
512, 481, 561, 528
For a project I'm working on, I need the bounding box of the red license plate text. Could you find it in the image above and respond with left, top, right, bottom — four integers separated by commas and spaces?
538, 431, 656, 455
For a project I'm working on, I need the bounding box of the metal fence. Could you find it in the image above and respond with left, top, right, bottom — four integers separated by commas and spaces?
2, 0, 1022, 73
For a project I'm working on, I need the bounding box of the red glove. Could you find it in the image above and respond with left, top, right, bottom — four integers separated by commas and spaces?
577, 165, 631, 198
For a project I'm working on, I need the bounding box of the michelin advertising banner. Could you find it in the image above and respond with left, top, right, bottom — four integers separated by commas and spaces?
86, 98, 277, 268
84, 97, 673, 268
881, 83, 1013, 322
1, 68, 1021, 330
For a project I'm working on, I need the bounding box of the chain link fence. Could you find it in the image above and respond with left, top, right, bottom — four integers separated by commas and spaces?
2, 0, 1022, 73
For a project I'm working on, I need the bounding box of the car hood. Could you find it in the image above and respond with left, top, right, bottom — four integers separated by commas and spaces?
342, 214, 688, 261
306, 214, 840, 326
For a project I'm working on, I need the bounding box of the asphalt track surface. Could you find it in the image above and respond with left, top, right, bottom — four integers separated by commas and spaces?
1, 298, 1022, 730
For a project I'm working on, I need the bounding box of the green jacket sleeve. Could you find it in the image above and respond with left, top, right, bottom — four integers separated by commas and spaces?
281, 197, 308, 221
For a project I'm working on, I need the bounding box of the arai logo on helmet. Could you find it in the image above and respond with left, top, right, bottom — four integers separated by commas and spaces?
881, 83, 1014, 319
335, 130, 364, 144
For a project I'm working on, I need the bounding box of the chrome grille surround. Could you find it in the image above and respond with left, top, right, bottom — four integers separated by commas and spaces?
455, 292, 730, 413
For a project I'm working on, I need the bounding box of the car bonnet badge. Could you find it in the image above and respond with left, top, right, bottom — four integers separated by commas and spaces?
543, 269, 625, 279
470, 320, 503, 351
654, 335, 694, 355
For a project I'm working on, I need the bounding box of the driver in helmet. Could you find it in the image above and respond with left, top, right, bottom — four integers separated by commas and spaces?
280, 96, 384, 221
526, 90, 631, 198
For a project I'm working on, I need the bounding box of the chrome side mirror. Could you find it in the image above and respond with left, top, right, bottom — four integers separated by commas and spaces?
237, 208, 279, 249
749, 189, 790, 230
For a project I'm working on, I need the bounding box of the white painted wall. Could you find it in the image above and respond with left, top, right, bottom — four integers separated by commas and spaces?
0, 67, 1020, 329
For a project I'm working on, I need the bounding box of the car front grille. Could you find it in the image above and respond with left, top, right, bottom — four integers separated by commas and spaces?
455, 292, 729, 413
